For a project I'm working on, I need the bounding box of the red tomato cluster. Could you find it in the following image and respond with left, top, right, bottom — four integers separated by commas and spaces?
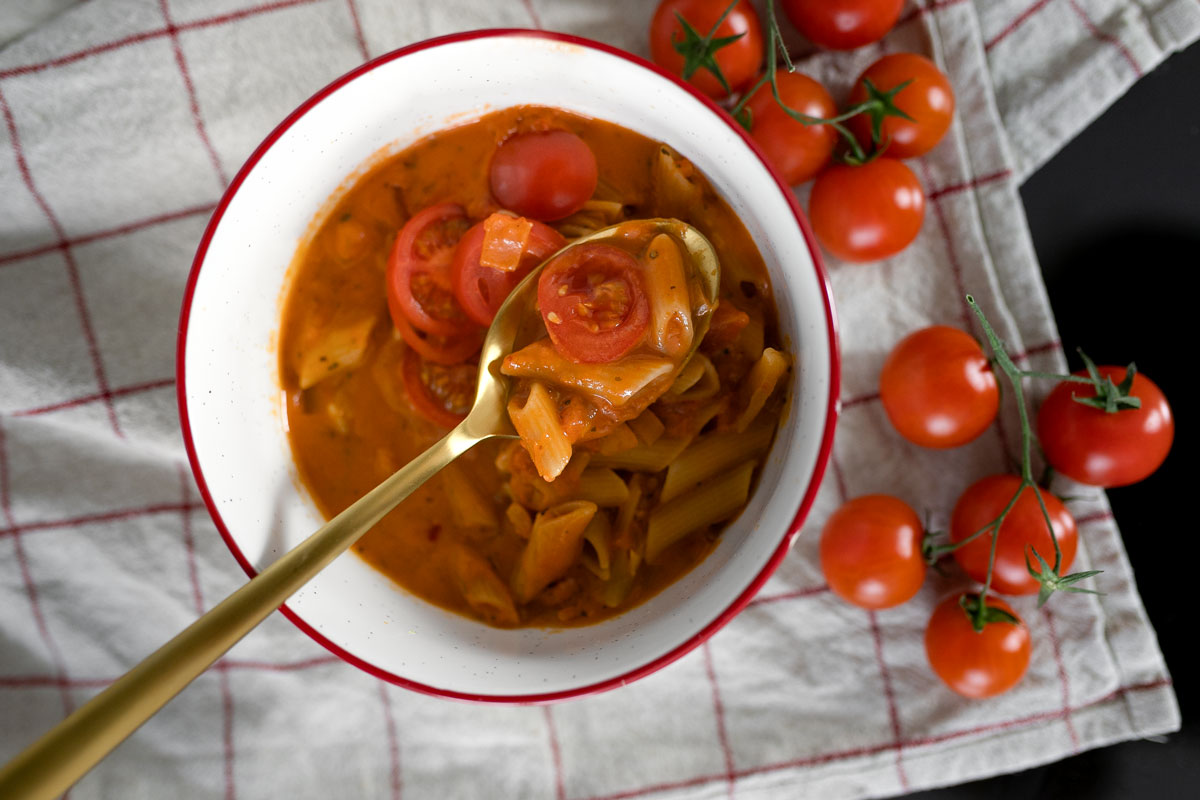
648, 0, 956, 264
819, 321, 1173, 698
384, 129, 609, 425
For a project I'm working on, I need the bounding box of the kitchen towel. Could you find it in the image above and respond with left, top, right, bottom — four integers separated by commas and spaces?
1, 1, 1196, 798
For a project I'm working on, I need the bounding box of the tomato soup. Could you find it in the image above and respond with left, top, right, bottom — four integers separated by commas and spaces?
279, 106, 788, 628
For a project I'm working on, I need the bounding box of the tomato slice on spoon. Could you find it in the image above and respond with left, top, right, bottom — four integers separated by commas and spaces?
536, 243, 650, 364
386, 202, 473, 336
453, 214, 566, 326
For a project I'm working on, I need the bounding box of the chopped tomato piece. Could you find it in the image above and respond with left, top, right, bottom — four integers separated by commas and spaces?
480, 213, 535, 271
453, 216, 565, 326
536, 243, 650, 364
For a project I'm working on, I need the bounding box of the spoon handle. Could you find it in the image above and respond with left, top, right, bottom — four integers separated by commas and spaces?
0, 427, 480, 800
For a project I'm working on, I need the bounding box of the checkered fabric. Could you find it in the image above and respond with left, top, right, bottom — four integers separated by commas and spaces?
1, 1, 1196, 798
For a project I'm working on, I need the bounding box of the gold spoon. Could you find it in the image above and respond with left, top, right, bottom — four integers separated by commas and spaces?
0, 219, 720, 800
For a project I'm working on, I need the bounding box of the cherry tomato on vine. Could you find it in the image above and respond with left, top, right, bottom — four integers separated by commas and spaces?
401, 347, 475, 428
808, 158, 925, 262
1037, 366, 1174, 488
650, 0, 764, 99
538, 243, 650, 363
386, 203, 473, 337
489, 130, 598, 221
745, 71, 838, 185
925, 593, 1031, 698
847, 53, 955, 158
950, 474, 1078, 596
879, 326, 999, 449
452, 216, 566, 326
782, 0, 904, 51
820, 495, 926, 609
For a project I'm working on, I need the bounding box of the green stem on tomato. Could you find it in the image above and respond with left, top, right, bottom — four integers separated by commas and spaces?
961, 295, 1102, 614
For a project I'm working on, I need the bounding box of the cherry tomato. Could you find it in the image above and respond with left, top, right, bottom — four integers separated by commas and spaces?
925, 593, 1031, 698
950, 474, 1078, 596
820, 495, 925, 609
649, 0, 764, 99
392, 310, 483, 365
386, 203, 473, 336
453, 217, 566, 326
537, 243, 650, 364
401, 347, 475, 428
745, 71, 838, 185
782, 0, 904, 51
1037, 366, 1174, 487
808, 158, 925, 262
879, 326, 999, 448
489, 131, 597, 221
847, 53, 955, 158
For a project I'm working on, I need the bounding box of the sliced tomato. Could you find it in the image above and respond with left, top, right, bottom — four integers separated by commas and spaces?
392, 310, 484, 365
387, 202, 472, 336
537, 243, 650, 364
453, 214, 566, 326
401, 347, 475, 428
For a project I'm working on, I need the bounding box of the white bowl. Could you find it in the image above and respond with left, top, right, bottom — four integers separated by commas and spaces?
178, 30, 839, 702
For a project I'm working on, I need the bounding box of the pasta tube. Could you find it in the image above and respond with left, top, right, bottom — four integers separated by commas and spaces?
448, 543, 519, 626
295, 314, 377, 389
645, 460, 755, 564
643, 233, 693, 358
509, 381, 573, 481
734, 348, 789, 433
627, 408, 665, 445
511, 500, 598, 603
582, 513, 613, 580
589, 436, 690, 472
576, 468, 631, 507
660, 423, 775, 503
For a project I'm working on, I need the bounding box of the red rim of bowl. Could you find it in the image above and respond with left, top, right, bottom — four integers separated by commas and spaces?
176, 28, 841, 704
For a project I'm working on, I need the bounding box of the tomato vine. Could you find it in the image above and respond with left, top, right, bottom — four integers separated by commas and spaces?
919, 297, 1147, 630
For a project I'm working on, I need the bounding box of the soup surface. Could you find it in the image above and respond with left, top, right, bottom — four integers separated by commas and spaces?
279, 105, 788, 627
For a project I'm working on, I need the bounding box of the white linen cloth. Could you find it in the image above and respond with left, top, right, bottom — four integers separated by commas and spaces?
1, 1, 1196, 798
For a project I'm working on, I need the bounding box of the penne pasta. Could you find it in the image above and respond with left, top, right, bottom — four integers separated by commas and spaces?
645, 459, 756, 564
508, 381, 573, 480
590, 435, 691, 472
660, 423, 775, 503
666, 353, 719, 401
589, 423, 639, 455
627, 408, 665, 445
506, 502, 533, 539
441, 463, 500, 534
734, 348, 789, 433
642, 233, 693, 358
507, 450, 591, 512
448, 543, 519, 627
511, 500, 598, 603
295, 314, 377, 389
576, 468, 631, 507
581, 513, 612, 580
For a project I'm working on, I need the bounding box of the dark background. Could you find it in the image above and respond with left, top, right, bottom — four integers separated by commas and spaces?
908, 39, 1199, 800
